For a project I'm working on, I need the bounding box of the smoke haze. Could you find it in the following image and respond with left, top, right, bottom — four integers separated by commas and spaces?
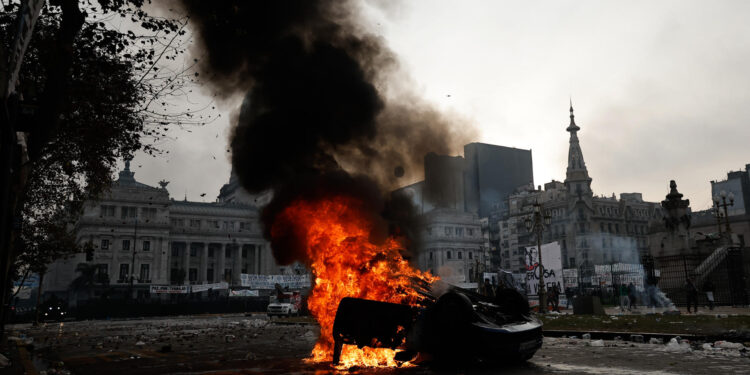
178, 0, 473, 264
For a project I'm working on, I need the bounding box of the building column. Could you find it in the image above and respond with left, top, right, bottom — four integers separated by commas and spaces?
233, 244, 242, 286
255, 244, 261, 274
184, 243, 191, 285
218, 243, 226, 283
199, 242, 208, 283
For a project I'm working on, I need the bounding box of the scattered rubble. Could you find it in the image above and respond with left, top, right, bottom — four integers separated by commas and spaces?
663, 338, 691, 353
590, 340, 605, 347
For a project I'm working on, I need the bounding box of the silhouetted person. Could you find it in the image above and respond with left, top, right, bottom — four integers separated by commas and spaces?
685, 278, 699, 313
703, 279, 715, 311
619, 284, 630, 311
483, 279, 495, 299
628, 282, 637, 310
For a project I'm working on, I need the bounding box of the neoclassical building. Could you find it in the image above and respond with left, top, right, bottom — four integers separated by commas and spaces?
43, 162, 282, 299
415, 208, 486, 286
497, 105, 662, 280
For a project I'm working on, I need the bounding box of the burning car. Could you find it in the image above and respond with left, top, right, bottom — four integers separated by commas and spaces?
331, 282, 543, 365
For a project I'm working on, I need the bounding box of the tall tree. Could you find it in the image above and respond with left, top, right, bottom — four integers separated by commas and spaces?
0, 0, 211, 336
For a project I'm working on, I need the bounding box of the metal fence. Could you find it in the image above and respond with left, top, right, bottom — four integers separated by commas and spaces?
656, 248, 748, 306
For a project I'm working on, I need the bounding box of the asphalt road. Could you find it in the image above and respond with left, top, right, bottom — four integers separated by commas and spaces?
5, 314, 750, 374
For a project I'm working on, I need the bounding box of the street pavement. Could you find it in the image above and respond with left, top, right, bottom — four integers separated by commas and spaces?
4, 313, 750, 374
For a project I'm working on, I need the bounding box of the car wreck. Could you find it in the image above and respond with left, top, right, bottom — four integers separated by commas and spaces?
331, 282, 543, 365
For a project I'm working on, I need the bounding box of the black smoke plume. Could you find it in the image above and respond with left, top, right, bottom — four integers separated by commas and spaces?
178, 0, 473, 264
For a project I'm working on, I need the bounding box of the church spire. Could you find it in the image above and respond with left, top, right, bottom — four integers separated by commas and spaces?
567, 99, 580, 133
564, 101, 592, 198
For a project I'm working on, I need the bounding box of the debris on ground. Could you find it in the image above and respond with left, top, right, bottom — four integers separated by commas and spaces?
590, 339, 605, 347
714, 341, 745, 349
663, 338, 691, 353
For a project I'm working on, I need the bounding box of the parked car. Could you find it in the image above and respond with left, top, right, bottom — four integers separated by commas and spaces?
331, 282, 542, 365
267, 290, 302, 318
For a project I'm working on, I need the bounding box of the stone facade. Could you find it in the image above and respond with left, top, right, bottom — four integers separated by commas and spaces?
43, 162, 281, 298
416, 208, 486, 285
497, 105, 662, 279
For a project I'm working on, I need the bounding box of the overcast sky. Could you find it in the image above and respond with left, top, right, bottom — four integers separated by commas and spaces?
129, 0, 750, 211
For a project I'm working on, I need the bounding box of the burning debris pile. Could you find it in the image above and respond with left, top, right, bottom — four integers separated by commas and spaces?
177, 0, 473, 367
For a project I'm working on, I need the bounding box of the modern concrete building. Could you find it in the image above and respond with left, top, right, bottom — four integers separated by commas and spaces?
43, 161, 281, 300
395, 141, 533, 285
463, 143, 534, 218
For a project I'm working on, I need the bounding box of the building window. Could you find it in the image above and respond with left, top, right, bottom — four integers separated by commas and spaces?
140, 264, 150, 282
119, 264, 129, 281
224, 269, 232, 282
456, 228, 463, 237
171, 246, 179, 256
190, 219, 201, 228
142, 240, 150, 251
242, 249, 247, 258
101, 205, 115, 217
447, 251, 452, 259
469, 252, 473, 260
600, 223, 605, 232
207, 268, 214, 282
445, 227, 451, 235
225, 248, 231, 258
96, 264, 109, 278
122, 240, 130, 251
615, 223, 620, 233
602, 238, 607, 248
429, 252, 433, 260
208, 248, 214, 258
101, 239, 109, 250
120, 206, 135, 219
141, 208, 157, 219
190, 247, 197, 257
458, 251, 463, 259
189, 268, 198, 282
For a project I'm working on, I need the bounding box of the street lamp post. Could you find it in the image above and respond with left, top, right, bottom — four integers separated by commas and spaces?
712, 207, 723, 236
525, 201, 551, 314
713, 190, 734, 234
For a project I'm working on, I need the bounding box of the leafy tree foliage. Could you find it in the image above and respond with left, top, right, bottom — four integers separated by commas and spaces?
0, 0, 213, 326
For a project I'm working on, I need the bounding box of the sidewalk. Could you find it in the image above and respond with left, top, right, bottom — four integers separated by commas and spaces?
552, 304, 750, 316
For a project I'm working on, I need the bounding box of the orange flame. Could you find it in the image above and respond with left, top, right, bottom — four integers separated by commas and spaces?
271, 195, 436, 367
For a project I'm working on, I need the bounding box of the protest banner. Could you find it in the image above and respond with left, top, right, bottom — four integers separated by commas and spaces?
524, 241, 562, 297
240, 274, 311, 289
